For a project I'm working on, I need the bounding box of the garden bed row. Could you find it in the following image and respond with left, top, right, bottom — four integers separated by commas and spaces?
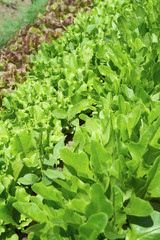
0, 0, 160, 239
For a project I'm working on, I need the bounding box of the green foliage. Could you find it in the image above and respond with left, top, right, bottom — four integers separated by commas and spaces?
0, 0, 92, 101
1, 0, 160, 239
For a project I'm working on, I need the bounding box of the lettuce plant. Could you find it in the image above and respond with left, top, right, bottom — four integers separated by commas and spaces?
0, 0, 160, 239
0, 0, 92, 101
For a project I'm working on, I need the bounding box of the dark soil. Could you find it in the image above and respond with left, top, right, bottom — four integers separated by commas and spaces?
0, 0, 32, 28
